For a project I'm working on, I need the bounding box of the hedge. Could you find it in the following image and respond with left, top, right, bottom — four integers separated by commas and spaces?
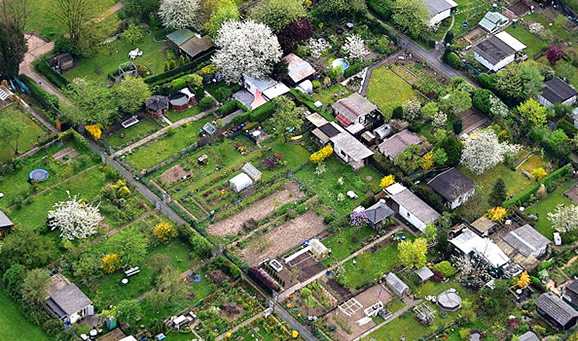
20, 74, 60, 112
344, 62, 367, 78
145, 52, 212, 86
558, 119, 578, 138
217, 100, 248, 116
503, 164, 572, 207
33, 60, 69, 90
249, 100, 275, 122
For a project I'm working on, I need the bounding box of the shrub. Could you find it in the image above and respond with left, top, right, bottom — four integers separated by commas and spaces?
453, 120, 463, 134
344, 62, 366, 78
198, 96, 216, 110
249, 101, 275, 122
446, 51, 462, 69
20, 74, 60, 111
392, 106, 404, 119
33, 60, 69, 89
433, 261, 456, 277
472, 88, 493, 114
153, 222, 177, 242
558, 119, 578, 138
214, 87, 232, 102
217, 100, 248, 116
477, 73, 496, 91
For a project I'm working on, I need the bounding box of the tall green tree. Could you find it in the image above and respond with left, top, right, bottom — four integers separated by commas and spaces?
394, 144, 422, 174
0, 230, 58, 271
115, 299, 143, 325
398, 238, 428, 268
270, 96, 304, 141
115, 76, 152, 114
124, 0, 160, 19
21, 268, 50, 305
392, 0, 428, 38
517, 98, 548, 128
109, 230, 148, 267
436, 135, 463, 166
318, 0, 366, 17
51, 0, 99, 52
0, 21, 27, 76
489, 178, 507, 207
204, 0, 239, 37
63, 78, 118, 125
0, 114, 26, 156
440, 89, 472, 115
250, 0, 307, 33
495, 61, 544, 103
1, 0, 28, 31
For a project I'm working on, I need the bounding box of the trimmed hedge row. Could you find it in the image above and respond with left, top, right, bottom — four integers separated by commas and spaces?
230, 100, 276, 124
20, 74, 60, 112
33, 60, 69, 90
144, 52, 212, 86
503, 164, 572, 207
217, 100, 248, 116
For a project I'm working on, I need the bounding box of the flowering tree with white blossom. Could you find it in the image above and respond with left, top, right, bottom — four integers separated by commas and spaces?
158, 0, 200, 30
307, 38, 330, 59
48, 194, 102, 240
548, 204, 578, 233
432, 112, 447, 128
403, 98, 421, 121
460, 129, 520, 175
342, 34, 369, 61
211, 20, 282, 83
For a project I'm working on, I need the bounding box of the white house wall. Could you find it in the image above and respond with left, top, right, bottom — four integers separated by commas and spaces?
429, 9, 451, 26
474, 53, 515, 72
398, 204, 427, 231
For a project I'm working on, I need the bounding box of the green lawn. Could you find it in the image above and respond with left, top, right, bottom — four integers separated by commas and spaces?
340, 235, 411, 290
449, 0, 492, 37
0, 140, 99, 210
104, 118, 161, 149
0, 291, 50, 341
526, 181, 576, 239
505, 25, 546, 59
295, 157, 382, 216
26, 0, 114, 39
89, 235, 196, 307
64, 33, 169, 84
457, 163, 534, 220
321, 225, 376, 266
366, 67, 417, 117
0, 105, 48, 164
311, 85, 351, 107
6, 166, 107, 231
169, 106, 203, 123
363, 279, 474, 340
124, 116, 214, 171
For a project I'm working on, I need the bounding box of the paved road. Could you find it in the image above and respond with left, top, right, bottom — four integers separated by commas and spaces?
87, 141, 187, 226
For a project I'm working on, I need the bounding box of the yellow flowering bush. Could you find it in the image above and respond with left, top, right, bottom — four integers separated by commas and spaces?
487, 207, 507, 222
380, 175, 395, 188
101, 253, 122, 273
153, 222, 177, 242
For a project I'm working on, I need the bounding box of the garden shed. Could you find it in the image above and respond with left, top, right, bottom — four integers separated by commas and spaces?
0, 209, 14, 238
229, 173, 253, 192
145, 95, 169, 117
242, 162, 262, 182
51, 53, 74, 71
309, 239, 330, 259
415, 267, 434, 283
385, 272, 409, 298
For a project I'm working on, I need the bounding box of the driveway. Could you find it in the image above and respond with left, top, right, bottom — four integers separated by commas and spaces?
19, 33, 70, 104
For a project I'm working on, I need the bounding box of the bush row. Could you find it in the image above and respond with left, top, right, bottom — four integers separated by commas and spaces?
503, 164, 572, 207
144, 53, 212, 86
33, 60, 69, 90
19, 74, 60, 113
217, 100, 248, 116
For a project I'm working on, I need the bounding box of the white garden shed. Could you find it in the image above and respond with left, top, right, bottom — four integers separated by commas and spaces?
229, 173, 253, 192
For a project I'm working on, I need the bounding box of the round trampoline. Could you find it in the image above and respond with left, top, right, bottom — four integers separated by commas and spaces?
437, 289, 462, 311
29, 169, 49, 182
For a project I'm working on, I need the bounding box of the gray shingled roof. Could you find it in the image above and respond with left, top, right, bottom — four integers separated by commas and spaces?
378, 129, 423, 158
536, 292, 578, 326
329, 132, 374, 162
426, 0, 455, 15
428, 168, 474, 202
541, 77, 578, 104
390, 189, 440, 225
48, 282, 92, 316
365, 200, 394, 225
146, 95, 169, 111
332, 93, 377, 123
473, 35, 516, 65
503, 224, 550, 257
0, 210, 14, 228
